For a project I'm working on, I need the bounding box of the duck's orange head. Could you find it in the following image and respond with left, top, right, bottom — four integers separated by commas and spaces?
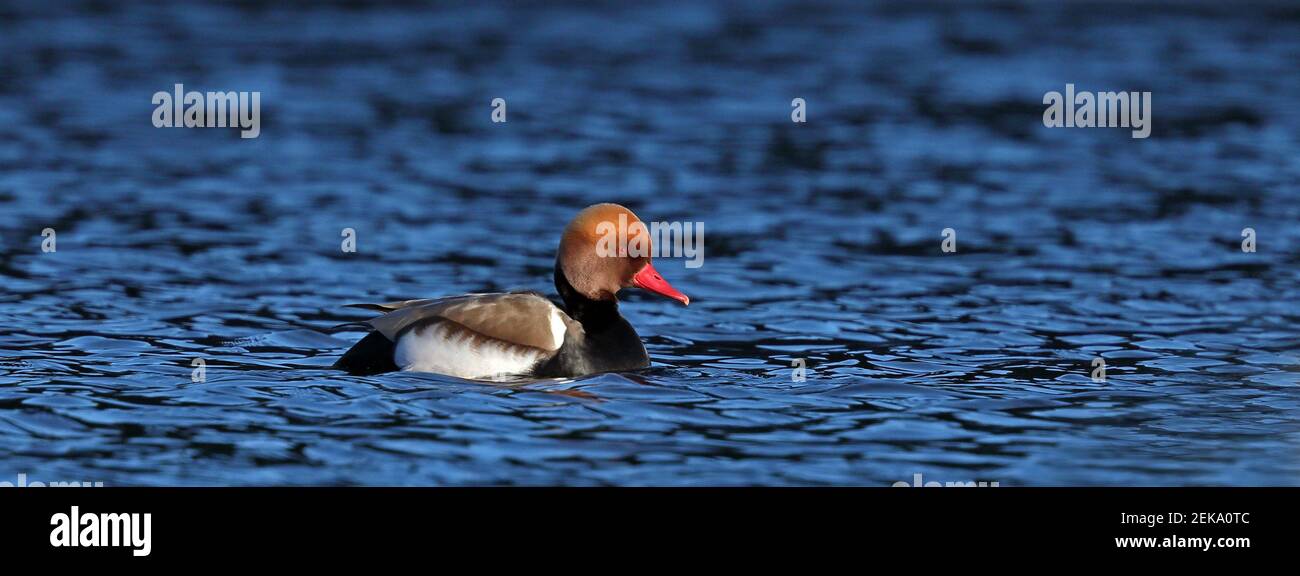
556, 203, 689, 305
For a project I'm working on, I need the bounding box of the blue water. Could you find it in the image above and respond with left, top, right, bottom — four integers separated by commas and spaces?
1, 0, 1298, 485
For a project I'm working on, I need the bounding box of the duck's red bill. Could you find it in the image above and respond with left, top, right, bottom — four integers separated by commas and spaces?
632, 263, 690, 306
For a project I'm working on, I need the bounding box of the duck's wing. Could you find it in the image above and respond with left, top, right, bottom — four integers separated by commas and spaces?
352, 292, 569, 352
344, 299, 433, 312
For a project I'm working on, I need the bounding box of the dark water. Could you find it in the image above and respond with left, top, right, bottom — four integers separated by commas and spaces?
1, 1, 1298, 486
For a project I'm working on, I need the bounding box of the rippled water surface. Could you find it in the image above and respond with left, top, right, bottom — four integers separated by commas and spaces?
1, 1, 1299, 485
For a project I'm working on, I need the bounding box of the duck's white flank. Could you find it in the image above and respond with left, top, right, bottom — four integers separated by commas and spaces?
393, 313, 567, 380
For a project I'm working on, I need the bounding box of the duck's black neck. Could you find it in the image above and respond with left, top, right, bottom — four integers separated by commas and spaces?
540, 261, 649, 377
554, 263, 622, 331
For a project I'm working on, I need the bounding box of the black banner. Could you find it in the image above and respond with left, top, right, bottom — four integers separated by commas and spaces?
0, 488, 1285, 564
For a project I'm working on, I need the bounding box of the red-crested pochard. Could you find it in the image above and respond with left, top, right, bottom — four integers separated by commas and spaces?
334, 203, 690, 380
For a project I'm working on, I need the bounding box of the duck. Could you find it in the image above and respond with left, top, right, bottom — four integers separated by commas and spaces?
333, 203, 690, 380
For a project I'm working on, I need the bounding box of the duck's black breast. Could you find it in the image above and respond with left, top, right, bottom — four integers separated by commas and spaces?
533, 316, 648, 378
532, 264, 650, 378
